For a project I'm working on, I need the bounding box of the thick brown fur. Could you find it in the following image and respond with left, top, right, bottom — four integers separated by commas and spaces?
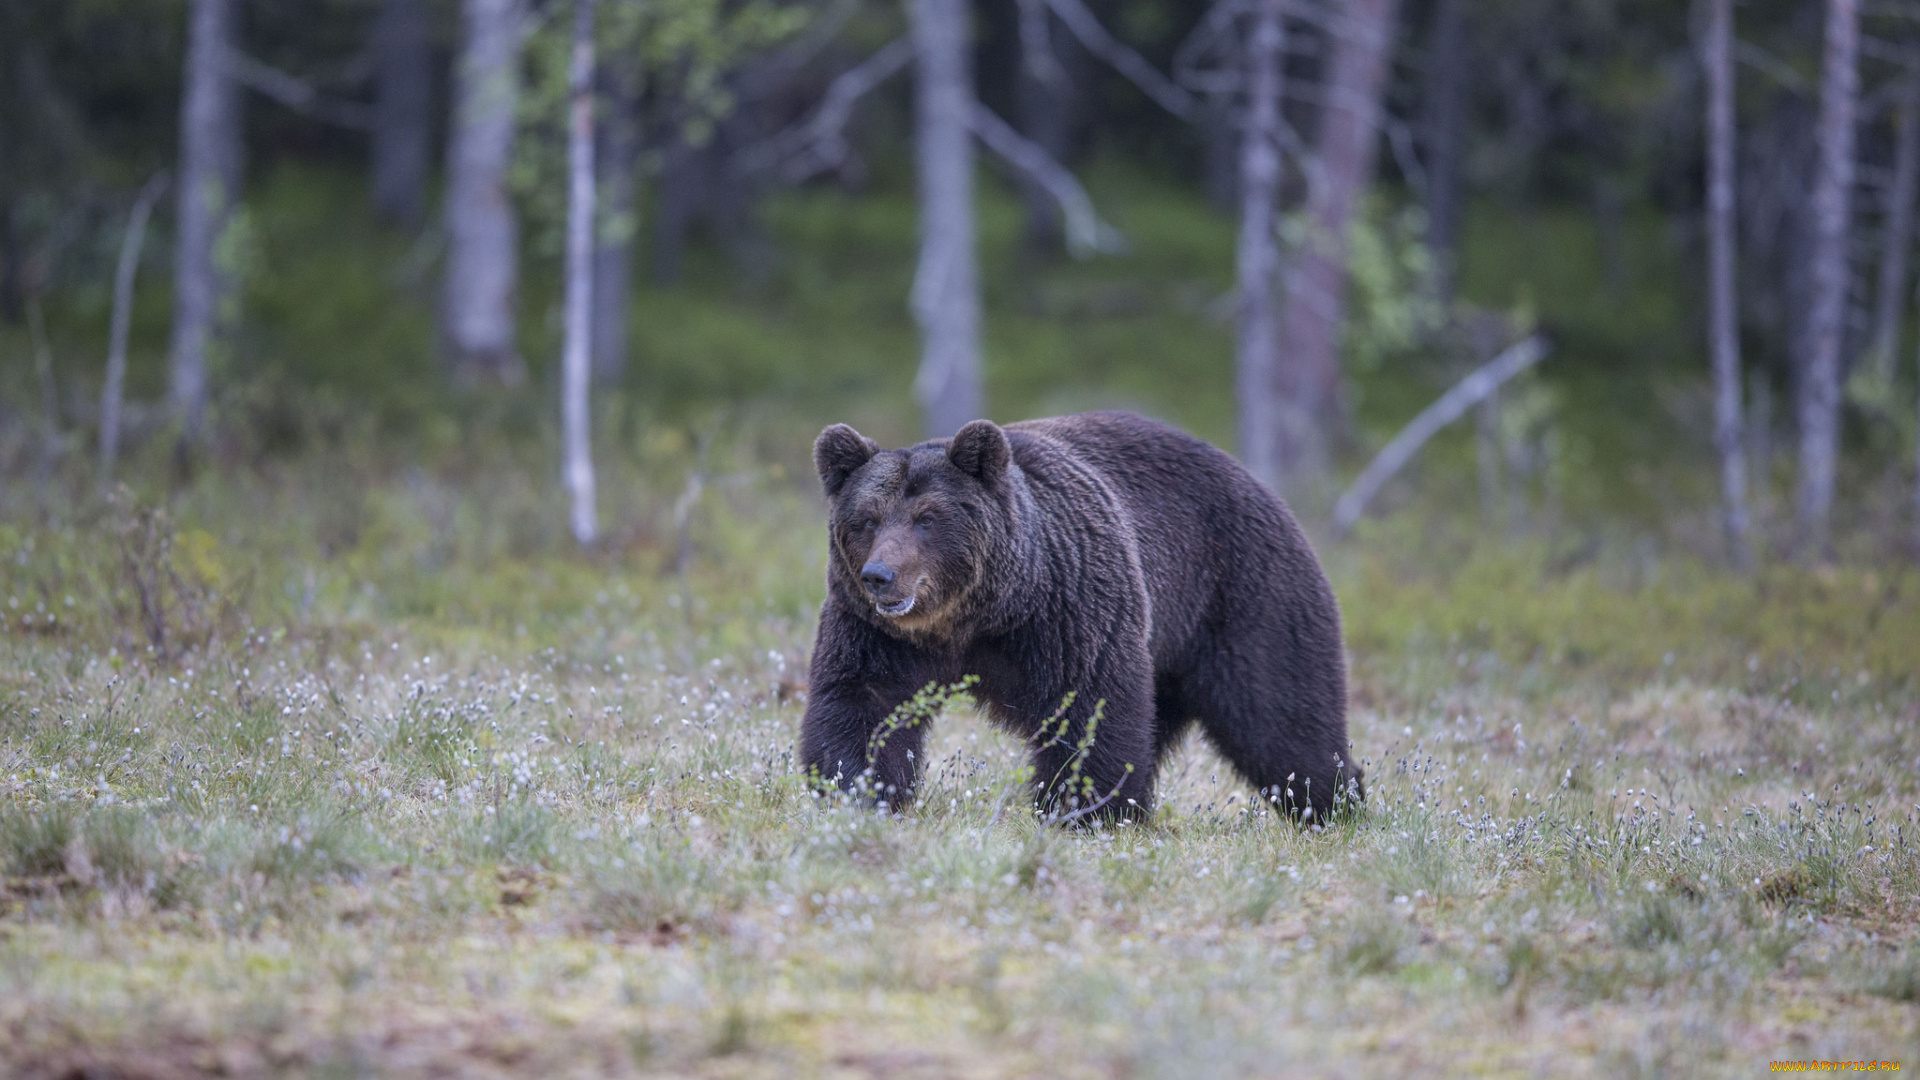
799, 411, 1359, 821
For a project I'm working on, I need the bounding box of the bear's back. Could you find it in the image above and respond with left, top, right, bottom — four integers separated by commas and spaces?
1004, 411, 1325, 669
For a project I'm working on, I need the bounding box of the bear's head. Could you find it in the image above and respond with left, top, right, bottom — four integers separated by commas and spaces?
814, 419, 1013, 633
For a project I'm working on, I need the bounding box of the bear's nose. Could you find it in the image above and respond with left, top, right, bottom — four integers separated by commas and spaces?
860, 560, 896, 592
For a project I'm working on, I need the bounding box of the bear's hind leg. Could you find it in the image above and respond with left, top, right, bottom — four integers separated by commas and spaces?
1187, 646, 1358, 822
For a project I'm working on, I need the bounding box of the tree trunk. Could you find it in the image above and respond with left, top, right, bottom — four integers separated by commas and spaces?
1234, 0, 1286, 492
1421, 0, 1467, 297
1797, 0, 1857, 558
1869, 78, 1919, 383
373, 0, 433, 229
443, 0, 527, 386
1705, 0, 1752, 568
592, 55, 641, 383
1202, 104, 1239, 214
169, 0, 241, 445
101, 174, 168, 489
1475, 389, 1501, 525
650, 131, 702, 287
910, 0, 984, 437
1016, 0, 1073, 252
1, 201, 20, 324
562, 0, 599, 545
1272, 0, 1401, 494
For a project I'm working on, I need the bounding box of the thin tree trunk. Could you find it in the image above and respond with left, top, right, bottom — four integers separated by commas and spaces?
443, 0, 528, 386
1272, 0, 1401, 494
373, 0, 433, 229
1, 200, 20, 324
562, 0, 599, 546
1016, 0, 1071, 252
910, 0, 984, 437
1749, 366, 1773, 508
651, 132, 701, 286
101, 174, 169, 490
28, 298, 59, 490
1475, 389, 1501, 525
1234, 0, 1286, 492
1422, 0, 1467, 298
1797, 0, 1858, 558
169, 0, 240, 445
591, 55, 641, 384
1202, 104, 1239, 214
1705, 0, 1752, 568
1870, 77, 1919, 383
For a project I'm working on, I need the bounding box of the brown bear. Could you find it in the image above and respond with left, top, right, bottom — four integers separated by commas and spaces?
798, 411, 1358, 822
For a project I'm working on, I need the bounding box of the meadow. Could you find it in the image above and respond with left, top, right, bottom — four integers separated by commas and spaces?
1, 437, 1916, 1078
2, 169, 1918, 1076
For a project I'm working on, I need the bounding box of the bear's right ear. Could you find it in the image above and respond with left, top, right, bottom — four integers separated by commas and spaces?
814, 424, 879, 498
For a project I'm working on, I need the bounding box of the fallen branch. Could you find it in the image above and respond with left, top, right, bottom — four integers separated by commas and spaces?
739, 36, 914, 182
224, 50, 373, 129
100, 172, 170, 490
1042, 0, 1200, 120
969, 105, 1126, 257
1331, 335, 1550, 537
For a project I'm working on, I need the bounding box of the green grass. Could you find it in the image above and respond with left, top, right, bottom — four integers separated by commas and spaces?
1, 438, 1917, 1077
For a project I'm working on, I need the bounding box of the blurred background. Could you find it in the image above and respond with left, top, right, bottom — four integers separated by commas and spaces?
2, 0, 1917, 622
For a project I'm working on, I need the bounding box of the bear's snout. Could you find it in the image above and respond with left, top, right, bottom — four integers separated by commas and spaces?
858, 543, 922, 618
859, 560, 896, 592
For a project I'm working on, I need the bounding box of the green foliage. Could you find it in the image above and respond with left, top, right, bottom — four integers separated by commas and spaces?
513, 0, 813, 257
1342, 200, 1446, 377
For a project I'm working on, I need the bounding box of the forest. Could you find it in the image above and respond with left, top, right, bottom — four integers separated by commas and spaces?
1, 0, 1918, 1075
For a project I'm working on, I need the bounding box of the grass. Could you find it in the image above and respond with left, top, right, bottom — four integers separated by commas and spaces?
1, 162, 1917, 1075
0, 436, 1916, 1078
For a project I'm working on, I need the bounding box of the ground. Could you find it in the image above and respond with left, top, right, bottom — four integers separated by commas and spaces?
1, 453, 1916, 1079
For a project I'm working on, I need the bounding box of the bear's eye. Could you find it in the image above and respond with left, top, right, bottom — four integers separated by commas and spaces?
913, 513, 934, 530
861, 518, 880, 532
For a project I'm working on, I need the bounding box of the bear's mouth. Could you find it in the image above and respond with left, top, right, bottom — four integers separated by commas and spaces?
872, 577, 924, 618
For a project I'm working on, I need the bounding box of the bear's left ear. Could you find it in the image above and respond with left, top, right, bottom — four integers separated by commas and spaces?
815, 423, 879, 498
947, 419, 1010, 483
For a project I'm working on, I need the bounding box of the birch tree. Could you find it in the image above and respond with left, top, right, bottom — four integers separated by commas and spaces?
101, 174, 169, 488
1234, 0, 1286, 492
1704, 0, 1750, 568
562, 0, 600, 545
910, 0, 984, 437
1272, 0, 1401, 493
444, 0, 529, 386
1798, 0, 1858, 557
373, 0, 433, 229
169, 0, 241, 445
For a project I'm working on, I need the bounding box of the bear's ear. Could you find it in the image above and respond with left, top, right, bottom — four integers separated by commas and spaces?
814, 423, 879, 497
947, 419, 1010, 483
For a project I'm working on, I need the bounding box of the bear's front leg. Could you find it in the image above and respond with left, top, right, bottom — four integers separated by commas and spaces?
798, 605, 939, 809
1025, 657, 1157, 823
